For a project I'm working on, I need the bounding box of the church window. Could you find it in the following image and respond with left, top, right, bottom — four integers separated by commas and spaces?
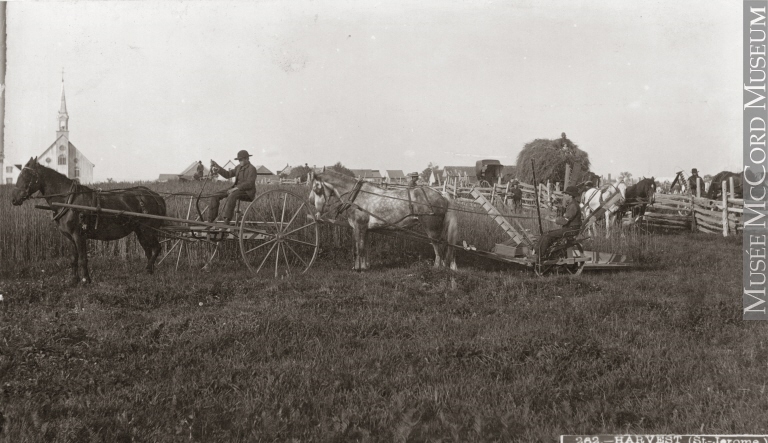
45, 158, 51, 163
74, 167, 80, 178
58, 155, 66, 165
5, 166, 12, 173
73, 158, 78, 164
5, 178, 12, 184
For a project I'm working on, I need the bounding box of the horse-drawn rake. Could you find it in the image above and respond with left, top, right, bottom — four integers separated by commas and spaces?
37, 189, 320, 279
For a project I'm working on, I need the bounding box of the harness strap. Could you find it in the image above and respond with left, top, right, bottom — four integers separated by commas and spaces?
334, 179, 365, 218
52, 182, 79, 222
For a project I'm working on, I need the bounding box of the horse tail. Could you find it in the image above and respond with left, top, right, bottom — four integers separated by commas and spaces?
442, 205, 459, 270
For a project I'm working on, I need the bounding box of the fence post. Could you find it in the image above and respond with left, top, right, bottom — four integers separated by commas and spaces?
504, 182, 510, 205
690, 192, 697, 232
722, 180, 728, 237
453, 177, 457, 199
696, 177, 701, 198
546, 181, 551, 207
729, 177, 735, 200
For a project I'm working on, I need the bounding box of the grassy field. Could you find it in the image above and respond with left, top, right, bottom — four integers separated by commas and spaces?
0, 182, 763, 441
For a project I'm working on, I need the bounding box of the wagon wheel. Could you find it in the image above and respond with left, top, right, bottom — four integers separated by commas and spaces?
239, 189, 319, 278
478, 180, 492, 189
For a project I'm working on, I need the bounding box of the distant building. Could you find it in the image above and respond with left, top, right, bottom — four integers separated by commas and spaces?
383, 170, 406, 184
157, 161, 274, 182
6, 77, 95, 184
351, 169, 384, 183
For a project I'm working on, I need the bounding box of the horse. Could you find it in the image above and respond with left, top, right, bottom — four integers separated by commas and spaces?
309, 169, 458, 271
617, 177, 656, 223
11, 157, 167, 284
580, 182, 627, 238
707, 171, 743, 200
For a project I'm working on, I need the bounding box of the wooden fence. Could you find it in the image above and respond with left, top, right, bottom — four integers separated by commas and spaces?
438, 176, 743, 237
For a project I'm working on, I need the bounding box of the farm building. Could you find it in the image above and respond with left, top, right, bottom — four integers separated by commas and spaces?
158, 161, 274, 183
5, 78, 95, 185
382, 170, 407, 184
351, 169, 384, 183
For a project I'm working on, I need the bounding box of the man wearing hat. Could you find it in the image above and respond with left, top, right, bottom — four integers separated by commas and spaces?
534, 185, 583, 259
208, 150, 259, 224
687, 168, 703, 195
408, 172, 420, 188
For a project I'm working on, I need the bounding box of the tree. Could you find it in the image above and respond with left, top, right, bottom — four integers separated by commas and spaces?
283, 164, 313, 183
421, 162, 439, 183
329, 161, 355, 177
515, 134, 591, 185
617, 171, 632, 183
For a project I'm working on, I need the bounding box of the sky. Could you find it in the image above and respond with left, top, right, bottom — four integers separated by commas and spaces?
3, 0, 743, 182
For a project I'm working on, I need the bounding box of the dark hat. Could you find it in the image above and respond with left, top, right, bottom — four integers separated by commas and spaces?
585, 180, 594, 187
236, 150, 252, 160
409, 172, 419, 177
564, 186, 580, 197
691, 168, 698, 174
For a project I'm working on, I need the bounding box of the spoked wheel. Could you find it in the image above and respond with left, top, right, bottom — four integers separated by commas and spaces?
478, 180, 492, 189
534, 243, 585, 276
239, 189, 319, 278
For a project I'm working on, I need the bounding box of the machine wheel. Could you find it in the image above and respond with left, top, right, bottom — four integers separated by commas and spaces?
239, 189, 319, 277
478, 180, 492, 189
534, 242, 585, 276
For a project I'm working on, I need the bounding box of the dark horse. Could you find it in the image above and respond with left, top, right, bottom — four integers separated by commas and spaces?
617, 177, 656, 223
309, 169, 458, 271
707, 171, 743, 200
11, 158, 167, 284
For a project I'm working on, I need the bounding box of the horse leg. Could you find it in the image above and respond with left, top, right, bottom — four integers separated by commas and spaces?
136, 229, 162, 274
442, 210, 458, 270
351, 223, 367, 271
63, 232, 80, 285
73, 232, 91, 284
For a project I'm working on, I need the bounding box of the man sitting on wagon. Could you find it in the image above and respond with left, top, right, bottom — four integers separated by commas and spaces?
533, 185, 582, 260
208, 150, 259, 224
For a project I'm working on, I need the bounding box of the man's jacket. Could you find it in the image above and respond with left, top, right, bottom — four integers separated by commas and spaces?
688, 175, 703, 192
560, 199, 582, 229
218, 163, 259, 199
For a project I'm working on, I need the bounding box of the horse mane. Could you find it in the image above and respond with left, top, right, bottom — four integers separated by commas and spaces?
710, 171, 736, 184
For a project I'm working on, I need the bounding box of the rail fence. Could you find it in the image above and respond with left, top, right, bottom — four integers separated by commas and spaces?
438, 176, 744, 237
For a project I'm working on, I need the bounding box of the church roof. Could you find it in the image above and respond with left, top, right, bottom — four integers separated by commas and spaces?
38, 137, 94, 168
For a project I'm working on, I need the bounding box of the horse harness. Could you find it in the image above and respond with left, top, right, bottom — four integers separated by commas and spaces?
317, 178, 439, 226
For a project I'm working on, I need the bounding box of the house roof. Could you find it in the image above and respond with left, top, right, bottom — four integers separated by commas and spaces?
351, 169, 383, 179
179, 161, 209, 177
385, 170, 406, 179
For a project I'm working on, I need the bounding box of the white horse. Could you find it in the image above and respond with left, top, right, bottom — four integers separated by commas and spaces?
580, 182, 627, 238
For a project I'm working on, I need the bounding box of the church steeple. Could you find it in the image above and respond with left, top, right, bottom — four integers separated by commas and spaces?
57, 68, 69, 136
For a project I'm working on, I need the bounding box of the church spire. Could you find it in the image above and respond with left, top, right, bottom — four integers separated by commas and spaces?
59, 68, 68, 116
57, 68, 69, 134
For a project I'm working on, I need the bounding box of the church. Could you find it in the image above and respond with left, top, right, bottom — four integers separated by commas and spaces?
37, 78, 95, 183
4, 77, 95, 185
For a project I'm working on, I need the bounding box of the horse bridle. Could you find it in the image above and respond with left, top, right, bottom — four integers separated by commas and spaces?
18, 166, 41, 201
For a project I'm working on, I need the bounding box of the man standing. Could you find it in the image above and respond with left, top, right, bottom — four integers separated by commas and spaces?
194, 161, 204, 180
535, 186, 582, 259
208, 150, 259, 224
687, 168, 703, 195
408, 172, 420, 188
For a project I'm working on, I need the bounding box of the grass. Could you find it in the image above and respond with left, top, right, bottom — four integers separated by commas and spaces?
0, 224, 762, 442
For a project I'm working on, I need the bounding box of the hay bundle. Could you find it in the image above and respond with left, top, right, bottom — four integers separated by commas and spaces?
515, 133, 591, 185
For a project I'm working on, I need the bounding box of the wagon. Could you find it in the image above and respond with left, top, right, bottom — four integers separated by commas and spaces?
475, 159, 504, 188
38, 189, 320, 278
